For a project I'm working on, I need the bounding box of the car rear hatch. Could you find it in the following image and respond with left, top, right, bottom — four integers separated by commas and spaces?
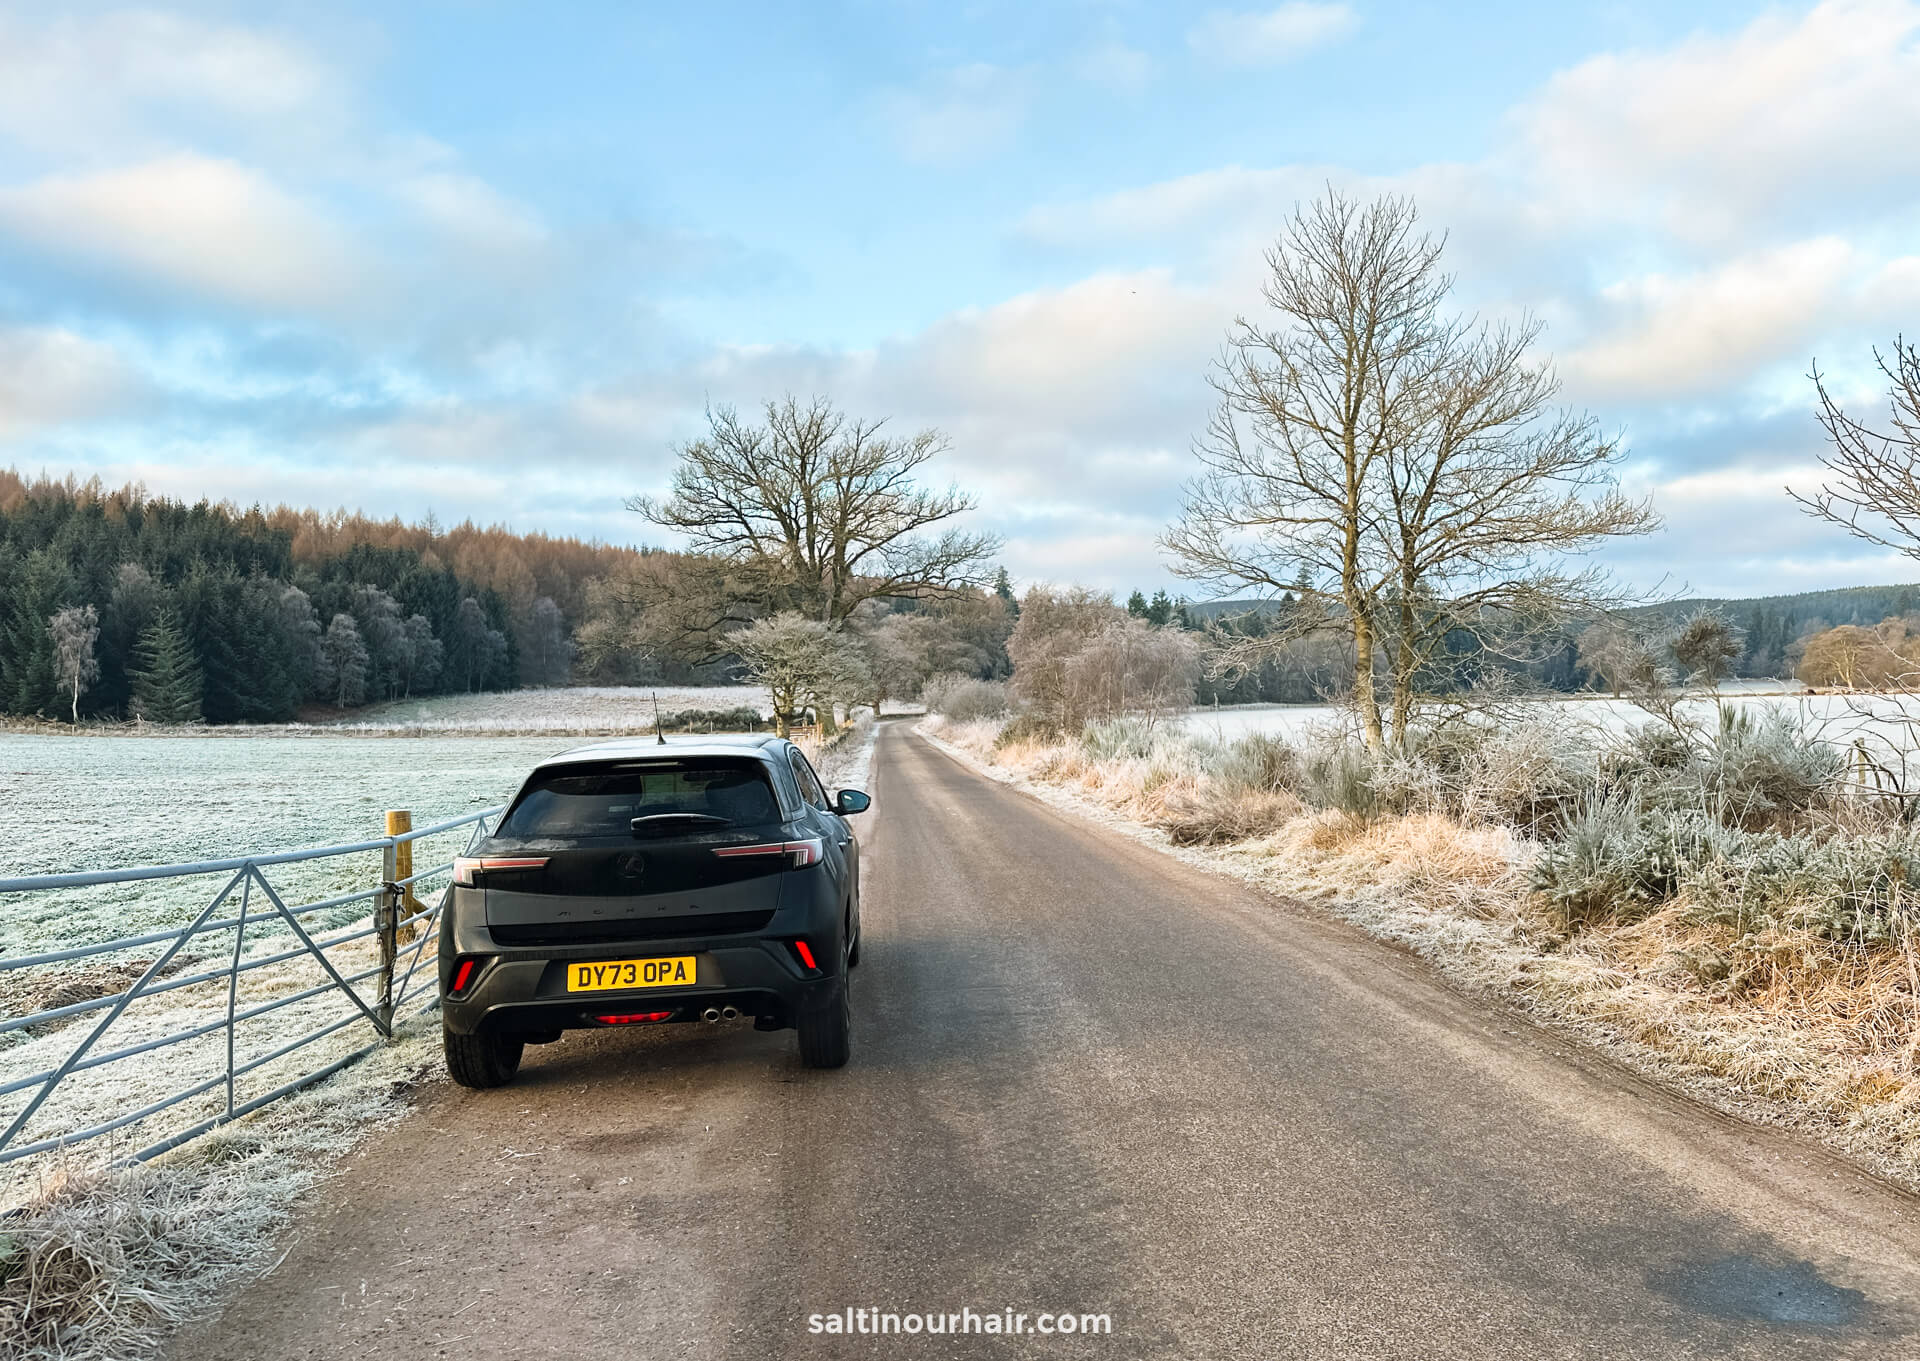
467, 755, 800, 947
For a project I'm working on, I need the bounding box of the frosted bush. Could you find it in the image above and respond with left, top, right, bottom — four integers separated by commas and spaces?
921, 674, 1010, 722
1699, 707, 1844, 829
1080, 717, 1159, 762
1207, 733, 1304, 796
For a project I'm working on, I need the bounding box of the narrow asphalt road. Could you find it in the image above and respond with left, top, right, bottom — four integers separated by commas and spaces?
172, 721, 1920, 1360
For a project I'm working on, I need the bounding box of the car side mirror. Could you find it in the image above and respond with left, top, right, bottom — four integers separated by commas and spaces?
834, 789, 871, 815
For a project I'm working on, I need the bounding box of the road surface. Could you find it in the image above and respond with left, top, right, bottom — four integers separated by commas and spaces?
171, 721, 1920, 1359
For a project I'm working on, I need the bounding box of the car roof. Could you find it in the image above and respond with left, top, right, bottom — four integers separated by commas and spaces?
532, 734, 786, 769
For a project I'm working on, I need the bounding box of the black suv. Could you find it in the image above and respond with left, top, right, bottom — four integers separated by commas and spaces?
438, 735, 868, 1087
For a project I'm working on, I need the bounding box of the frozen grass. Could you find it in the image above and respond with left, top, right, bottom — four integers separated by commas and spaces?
921, 713, 1920, 1191
0, 1021, 439, 1361
0, 732, 576, 958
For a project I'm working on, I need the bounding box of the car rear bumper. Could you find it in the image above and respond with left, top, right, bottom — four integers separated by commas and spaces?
439, 933, 837, 1036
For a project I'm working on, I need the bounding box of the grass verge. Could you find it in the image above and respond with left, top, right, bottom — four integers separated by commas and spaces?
919, 714, 1920, 1193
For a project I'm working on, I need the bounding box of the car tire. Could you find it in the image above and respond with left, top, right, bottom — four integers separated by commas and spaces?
797, 976, 851, 1069
847, 917, 862, 969
444, 1025, 524, 1089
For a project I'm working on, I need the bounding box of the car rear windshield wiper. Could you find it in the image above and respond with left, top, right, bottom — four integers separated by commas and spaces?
630, 812, 732, 837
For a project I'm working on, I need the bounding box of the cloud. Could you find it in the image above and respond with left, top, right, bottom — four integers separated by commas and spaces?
876, 64, 1030, 165
1512, 0, 1920, 244
1075, 42, 1155, 94
1564, 239, 1864, 398
0, 155, 361, 311
0, 9, 340, 161
0, 326, 140, 438
1186, 4, 1358, 68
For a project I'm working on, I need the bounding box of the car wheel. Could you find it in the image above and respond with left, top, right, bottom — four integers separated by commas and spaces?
847, 913, 862, 969
797, 975, 851, 1069
444, 1024, 524, 1089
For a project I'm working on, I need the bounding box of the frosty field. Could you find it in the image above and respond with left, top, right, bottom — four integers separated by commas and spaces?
0, 731, 595, 1199
323, 684, 773, 734
0, 732, 581, 959
1176, 684, 1920, 766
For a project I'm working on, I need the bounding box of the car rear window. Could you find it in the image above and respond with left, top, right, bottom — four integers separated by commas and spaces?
500, 760, 781, 837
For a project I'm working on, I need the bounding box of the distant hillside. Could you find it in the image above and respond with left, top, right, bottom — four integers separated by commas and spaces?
1185, 597, 1284, 622
1190, 583, 1920, 626
1183, 582, 1920, 684
1625, 583, 1920, 629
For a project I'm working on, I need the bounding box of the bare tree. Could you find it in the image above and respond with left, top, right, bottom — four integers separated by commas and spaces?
730, 613, 850, 737
1576, 620, 1643, 697
49, 604, 100, 724
632, 396, 1000, 630
1062, 617, 1202, 727
1006, 587, 1126, 730
1795, 339, 1920, 556
1165, 189, 1658, 755
1164, 193, 1449, 753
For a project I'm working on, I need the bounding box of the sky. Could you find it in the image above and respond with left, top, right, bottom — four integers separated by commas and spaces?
1, 0, 1918, 599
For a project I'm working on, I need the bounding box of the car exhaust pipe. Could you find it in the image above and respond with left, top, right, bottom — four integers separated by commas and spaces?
720, 1006, 740, 1020
701, 1007, 722, 1023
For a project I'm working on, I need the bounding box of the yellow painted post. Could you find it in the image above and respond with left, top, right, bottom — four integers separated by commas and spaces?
386, 810, 421, 943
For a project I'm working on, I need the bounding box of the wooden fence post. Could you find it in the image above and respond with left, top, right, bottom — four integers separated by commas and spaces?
386, 809, 424, 944
376, 816, 400, 1037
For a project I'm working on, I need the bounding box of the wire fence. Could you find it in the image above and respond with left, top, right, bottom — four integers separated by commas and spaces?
0, 806, 504, 1179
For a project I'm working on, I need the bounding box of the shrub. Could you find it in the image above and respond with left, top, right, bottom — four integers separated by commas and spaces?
993, 712, 1059, 748
1676, 823, 1920, 943
1301, 738, 1378, 817
660, 705, 764, 732
1208, 732, 1304, 796
921, 673, 1010, 721
1529, 800, 1734, 926
1698, 707, 1843, 829
1598, 722, 1694, 795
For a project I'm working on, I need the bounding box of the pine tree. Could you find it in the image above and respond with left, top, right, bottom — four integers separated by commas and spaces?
993, 566, 1019, 619
129, 609, 204, 723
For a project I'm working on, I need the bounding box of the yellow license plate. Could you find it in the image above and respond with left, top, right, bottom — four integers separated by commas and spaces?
566, 956, 696, 993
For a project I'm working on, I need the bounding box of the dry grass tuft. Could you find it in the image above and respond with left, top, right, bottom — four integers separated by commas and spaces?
1158, 786, 1307, 845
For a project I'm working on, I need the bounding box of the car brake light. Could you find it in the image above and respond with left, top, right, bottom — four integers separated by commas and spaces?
452, 856, 550, 886
792, 940, 818, 970
713, 839, 824, 869
596, 1011, 673, 1025
449, 957, 479, 995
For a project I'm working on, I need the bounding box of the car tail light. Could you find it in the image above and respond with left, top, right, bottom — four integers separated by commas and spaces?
449, 956, 482, 996
452, 856, 549, 887
791, 940, 818, 971
595, 1011, 673, 1025
713, 838, 824, 869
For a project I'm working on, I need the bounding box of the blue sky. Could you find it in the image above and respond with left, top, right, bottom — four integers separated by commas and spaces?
2, 1, 1919, 598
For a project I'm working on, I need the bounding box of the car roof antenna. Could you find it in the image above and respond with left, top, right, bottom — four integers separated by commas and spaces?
652, 691, 667, 745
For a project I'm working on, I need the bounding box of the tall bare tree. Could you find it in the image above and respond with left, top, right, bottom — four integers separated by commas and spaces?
1796, 338, 1920, 557
49, 604, 100, 724
633, 396, 1000, 629
1165, 189, 1658, 754
1164, 193, 1449, 752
